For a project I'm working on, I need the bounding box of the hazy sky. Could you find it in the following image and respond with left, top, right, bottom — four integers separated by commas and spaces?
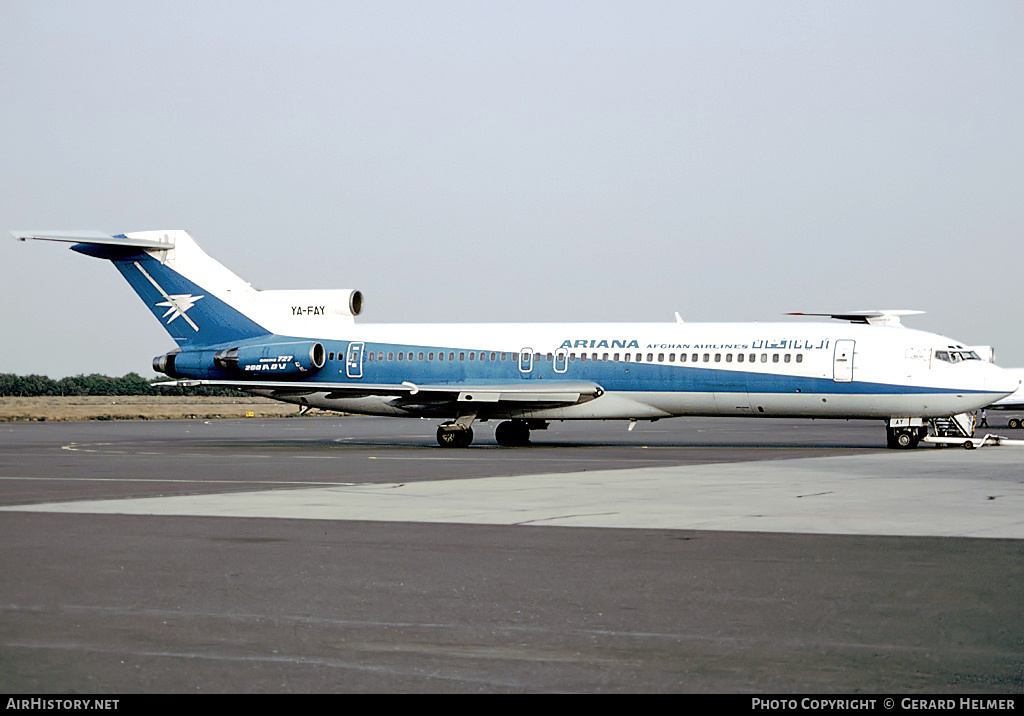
3, 1, 1023, 378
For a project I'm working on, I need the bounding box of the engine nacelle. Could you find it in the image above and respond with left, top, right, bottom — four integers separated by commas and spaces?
216, 341, 327, 378
152, 351, 178, 376
153, 348, 222, 379
153, 341, 327, 380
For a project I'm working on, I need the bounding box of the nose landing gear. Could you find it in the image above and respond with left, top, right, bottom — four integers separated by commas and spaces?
886, 424, 927, 449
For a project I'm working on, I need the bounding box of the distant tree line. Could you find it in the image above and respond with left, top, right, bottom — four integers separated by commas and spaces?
0, 373, 245, 397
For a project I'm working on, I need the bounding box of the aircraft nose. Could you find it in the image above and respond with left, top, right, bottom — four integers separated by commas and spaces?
986, 364, 1021, 395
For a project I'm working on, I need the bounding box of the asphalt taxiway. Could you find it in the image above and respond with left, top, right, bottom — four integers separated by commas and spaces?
1, 417, 1022, 692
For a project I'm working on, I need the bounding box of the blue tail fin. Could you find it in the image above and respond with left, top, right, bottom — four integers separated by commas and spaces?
15, 230, 270, 348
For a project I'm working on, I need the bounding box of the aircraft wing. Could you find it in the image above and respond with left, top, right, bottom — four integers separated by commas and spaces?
159, 379, 604, 408
787, 310, 924, 327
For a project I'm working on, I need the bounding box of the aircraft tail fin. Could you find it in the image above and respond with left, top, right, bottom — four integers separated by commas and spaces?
14, 230, 270, 347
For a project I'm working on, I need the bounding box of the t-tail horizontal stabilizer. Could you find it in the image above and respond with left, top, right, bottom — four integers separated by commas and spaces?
15, 229, 269, 347
12, 230, 174, 250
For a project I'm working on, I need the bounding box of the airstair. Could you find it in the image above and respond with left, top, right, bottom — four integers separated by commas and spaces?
930, 413, 975, 439
924, 412, 1024, 448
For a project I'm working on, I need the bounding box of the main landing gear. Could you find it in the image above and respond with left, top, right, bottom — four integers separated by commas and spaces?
494, 420, 531, 447
435, 418, 545, 448
436, 423, 474, 448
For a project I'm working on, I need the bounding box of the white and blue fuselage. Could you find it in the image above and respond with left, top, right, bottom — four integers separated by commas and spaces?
15, 229, 1019, 447
240, 321, 1010, 423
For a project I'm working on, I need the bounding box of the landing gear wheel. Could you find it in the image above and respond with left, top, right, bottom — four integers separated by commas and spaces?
1009, 418, 1021, 430
495, 420, 531, 447
437, 425, 473, 448
888, 426, 920, 449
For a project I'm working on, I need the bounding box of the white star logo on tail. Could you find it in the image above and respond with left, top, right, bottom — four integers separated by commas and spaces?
156, 294, 205, 324
133, 261, 202, 332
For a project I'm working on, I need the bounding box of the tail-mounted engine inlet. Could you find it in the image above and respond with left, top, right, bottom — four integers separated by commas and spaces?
214, 341, 326, 378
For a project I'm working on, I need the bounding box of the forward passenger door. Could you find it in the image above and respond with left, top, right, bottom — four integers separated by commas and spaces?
833, 340, 855, 382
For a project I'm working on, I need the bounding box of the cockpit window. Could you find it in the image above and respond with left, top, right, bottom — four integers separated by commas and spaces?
934, 350, 982, 364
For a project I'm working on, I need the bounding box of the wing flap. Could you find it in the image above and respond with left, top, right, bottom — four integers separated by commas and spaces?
159, 379, 603, 407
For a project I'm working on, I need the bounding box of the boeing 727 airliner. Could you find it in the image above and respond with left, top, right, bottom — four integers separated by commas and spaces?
15, 230, 1019, 448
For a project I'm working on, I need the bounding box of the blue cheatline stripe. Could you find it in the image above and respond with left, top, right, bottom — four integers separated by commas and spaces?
176, 339, 983, 396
